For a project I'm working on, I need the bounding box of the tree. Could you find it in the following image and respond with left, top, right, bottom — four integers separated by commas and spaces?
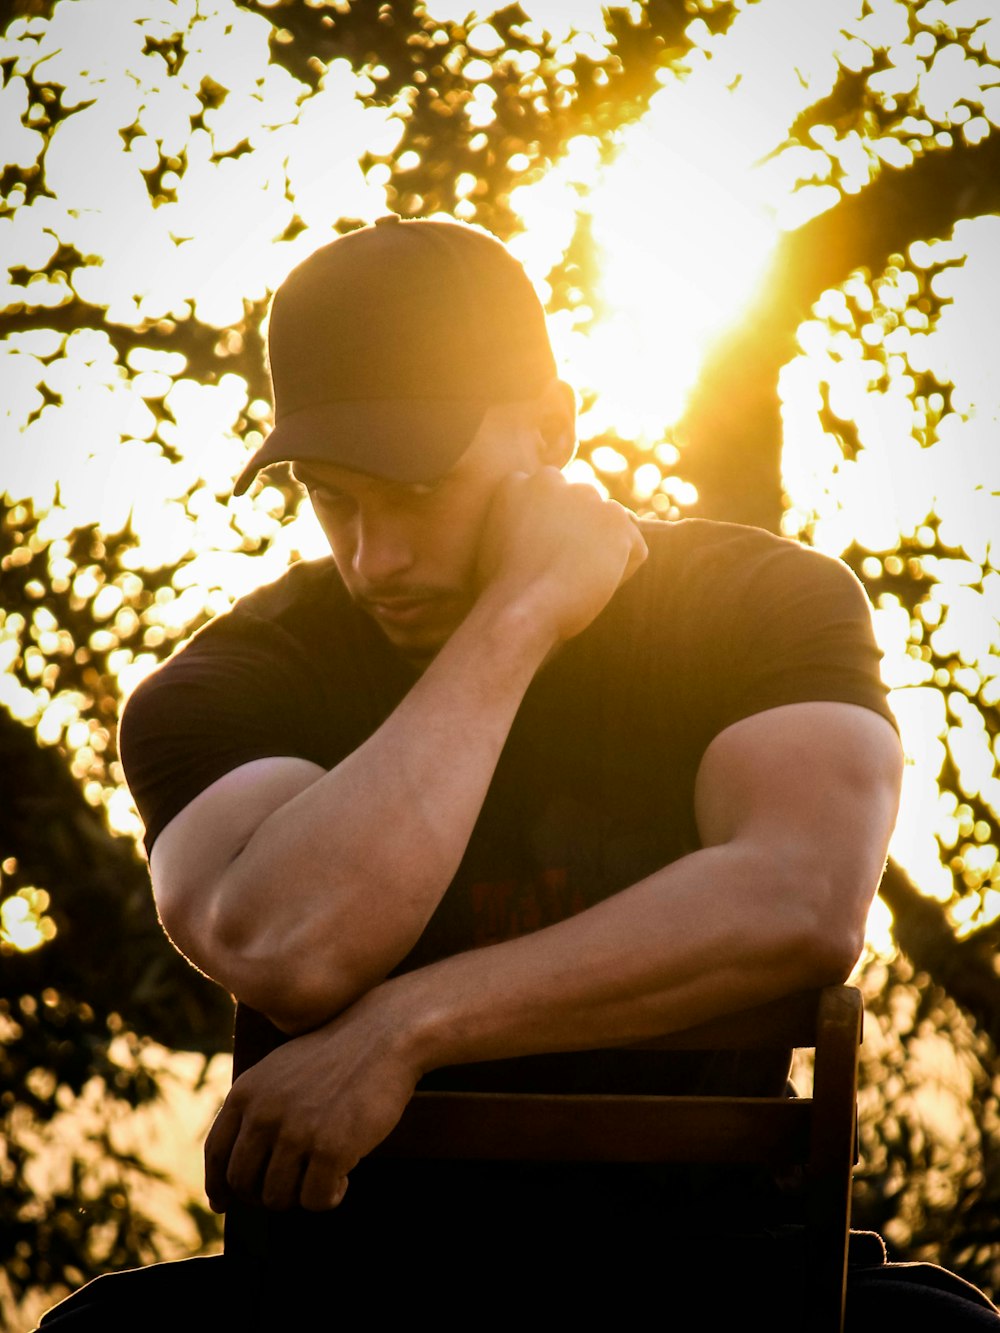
2, 0, 998, 1316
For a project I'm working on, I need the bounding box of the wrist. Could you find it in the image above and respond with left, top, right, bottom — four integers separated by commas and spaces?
369, 969, 465, 1079
469, 580, 561, 665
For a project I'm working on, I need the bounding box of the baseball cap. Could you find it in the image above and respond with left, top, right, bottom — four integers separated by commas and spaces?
233, 214, 557, 495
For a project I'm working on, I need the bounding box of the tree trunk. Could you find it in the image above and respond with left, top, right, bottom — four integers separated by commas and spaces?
678, 131, 1000, 528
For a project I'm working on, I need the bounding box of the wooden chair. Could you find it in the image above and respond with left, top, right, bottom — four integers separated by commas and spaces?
375, 984, 863, 1332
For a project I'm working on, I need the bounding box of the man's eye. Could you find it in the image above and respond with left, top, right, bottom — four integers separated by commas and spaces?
399, 481, 438, 501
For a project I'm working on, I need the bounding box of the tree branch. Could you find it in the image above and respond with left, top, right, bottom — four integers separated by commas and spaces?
878, 857, 1000, 1047
677, 130, 1000, 528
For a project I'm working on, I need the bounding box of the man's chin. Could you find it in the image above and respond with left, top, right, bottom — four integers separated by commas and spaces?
381, 627, 448, 668
362, 594, 468, 665
368, 612, 452, 666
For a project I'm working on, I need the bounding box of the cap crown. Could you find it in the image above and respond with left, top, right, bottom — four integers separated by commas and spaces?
269, 216, 555, 414
233, 216, 557, 494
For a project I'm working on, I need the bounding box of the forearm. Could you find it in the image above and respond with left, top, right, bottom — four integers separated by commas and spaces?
207, 842, 831, 1214
152, 469, 647, 1034
372, 841, 847, 1078
191, 593, 555, 1030
204, 704, 899, 1214
374, 704, 900, 1072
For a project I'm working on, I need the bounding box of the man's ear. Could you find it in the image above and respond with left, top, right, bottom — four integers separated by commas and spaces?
535, 379, 577, 468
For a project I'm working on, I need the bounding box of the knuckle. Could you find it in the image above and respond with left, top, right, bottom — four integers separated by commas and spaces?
262, 1181, 291, 1210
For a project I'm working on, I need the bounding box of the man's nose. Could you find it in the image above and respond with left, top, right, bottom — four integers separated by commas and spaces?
351, 510, 416, 585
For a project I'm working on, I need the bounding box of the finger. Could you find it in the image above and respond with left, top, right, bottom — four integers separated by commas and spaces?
204, 1101, 243, 1212
626, 522, 649, 576
618, 510, 648, 581
300, 1158, 351, 1212
224, 1123, 273, 1207
260, 1145, 308, 1212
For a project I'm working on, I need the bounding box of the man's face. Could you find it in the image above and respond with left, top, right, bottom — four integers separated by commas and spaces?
296, 406, 544, 666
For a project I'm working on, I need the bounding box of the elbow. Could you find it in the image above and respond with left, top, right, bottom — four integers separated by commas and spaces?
762, 857, 873, 992
158, 886, 374, 1036
223, 943, 377, 1036
796, 916, 866, 989
263, 998, 339, 1038
255, 967, 366, 1036
221, 931, 389, 1036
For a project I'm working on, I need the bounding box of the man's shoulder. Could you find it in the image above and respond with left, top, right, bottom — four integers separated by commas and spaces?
158, 556, 352, 666
122, 557, 354, 722
601, 516, 886, 709
216, 555, 349, 636
118, 558, 363, 854
639, 515, 822, 564
631, 517, 859, 604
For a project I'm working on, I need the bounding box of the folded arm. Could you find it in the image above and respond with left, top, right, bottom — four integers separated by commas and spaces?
149, 469, 647, 1033
204, 698, 902, 1211
393, 699, 902, 1059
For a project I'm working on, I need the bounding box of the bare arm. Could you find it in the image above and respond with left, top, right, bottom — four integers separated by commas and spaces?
150, 469, 647, 1033
205, 699, 902, 1211
382, 701, 902, 1060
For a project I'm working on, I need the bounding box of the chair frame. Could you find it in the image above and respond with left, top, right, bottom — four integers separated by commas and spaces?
375, 984, 863, 1332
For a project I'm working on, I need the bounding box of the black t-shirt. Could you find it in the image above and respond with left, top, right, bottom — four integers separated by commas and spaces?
120, 517, 895, 1256
121, 518, 893, 1079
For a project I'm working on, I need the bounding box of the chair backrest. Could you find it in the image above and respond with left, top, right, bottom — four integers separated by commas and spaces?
375, 984, 862, 1332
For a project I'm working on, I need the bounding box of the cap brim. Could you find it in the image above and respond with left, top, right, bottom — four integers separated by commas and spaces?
233, 399, 490, 496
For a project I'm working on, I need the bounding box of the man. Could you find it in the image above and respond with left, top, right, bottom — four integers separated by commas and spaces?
39, 216, 1000, 1326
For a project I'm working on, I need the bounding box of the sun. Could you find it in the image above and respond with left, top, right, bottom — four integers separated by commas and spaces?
505, 59, 783, 463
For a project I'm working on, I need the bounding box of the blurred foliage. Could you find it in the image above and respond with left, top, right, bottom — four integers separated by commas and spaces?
1, 0, 999, 1317
855, 955, 1000, 1296
1, 989, 219, 1315
247, 0, 738, 235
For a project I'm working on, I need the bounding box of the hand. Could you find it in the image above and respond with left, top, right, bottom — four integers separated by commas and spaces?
476, 468, 647, 644
204, 988, 419, 1212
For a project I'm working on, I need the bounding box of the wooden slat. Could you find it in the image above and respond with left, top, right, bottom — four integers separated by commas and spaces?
370, 986, 861, 1332
375, 1091, 813, 1165
807, 985, 863, 1333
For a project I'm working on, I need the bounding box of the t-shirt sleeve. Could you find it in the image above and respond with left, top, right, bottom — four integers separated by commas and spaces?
704, 534, 896, 736
119, 614, 329, 854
